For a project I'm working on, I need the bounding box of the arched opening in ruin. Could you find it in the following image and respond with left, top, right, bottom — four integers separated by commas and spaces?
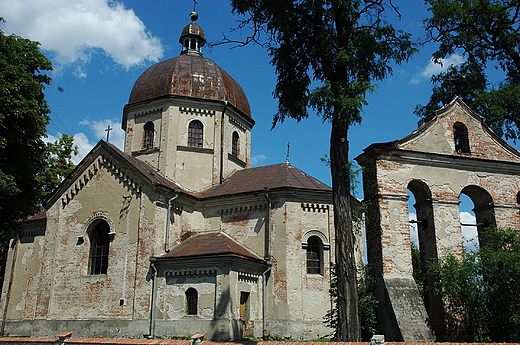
407, 180, 444, 338
460, 185, 496, 248
458, 193, 479, 252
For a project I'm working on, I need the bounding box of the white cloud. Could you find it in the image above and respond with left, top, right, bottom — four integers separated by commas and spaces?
251, 154, 266, 166
420, 54, 465, 79
69, 119, 124, 164
460, 211, 479, 252
0, 0, 163, 69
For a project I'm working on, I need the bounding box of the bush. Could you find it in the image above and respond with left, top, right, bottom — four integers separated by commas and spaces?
431, 228, 520, 342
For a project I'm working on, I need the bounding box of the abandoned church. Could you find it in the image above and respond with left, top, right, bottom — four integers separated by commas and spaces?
2, 12, 520, 343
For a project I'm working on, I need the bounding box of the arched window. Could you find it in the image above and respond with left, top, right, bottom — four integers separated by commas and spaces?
453, 122, 470, 153
186, 288, 198, 315
306, 236, 322, 274
88, 220, 110, 275
143, 121, 154, 149
188, 120, 203, 148
232, 131, 240, 157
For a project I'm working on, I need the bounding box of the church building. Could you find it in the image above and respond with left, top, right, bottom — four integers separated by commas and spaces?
0, 12, 352, 341
4, 8, 520, 344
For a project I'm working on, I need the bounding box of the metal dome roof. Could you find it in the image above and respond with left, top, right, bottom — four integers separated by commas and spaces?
128, 14, 251, 118
128, 53, 251, 118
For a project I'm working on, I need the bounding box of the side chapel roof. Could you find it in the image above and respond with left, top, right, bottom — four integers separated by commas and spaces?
154, 231, 264, 262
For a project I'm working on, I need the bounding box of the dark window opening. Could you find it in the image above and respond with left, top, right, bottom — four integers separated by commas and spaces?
232, 131, 240, 157
143, 121, 154, 149
188, 120, 203, 148
454, 122, 470, 153
186, 288, 198, 315
88, 220, 110, 275
306, 236, 322, 274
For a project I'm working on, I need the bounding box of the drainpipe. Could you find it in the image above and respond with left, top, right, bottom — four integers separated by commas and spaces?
164, 192, 179, 253
148, 261, 157, 338
264, 187, 271, 258
220, 101, 228, 184
262, 260, 273, 338
262, 188, 272, 338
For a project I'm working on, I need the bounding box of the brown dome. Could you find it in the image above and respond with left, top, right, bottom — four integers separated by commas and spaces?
128, 53, 251, 118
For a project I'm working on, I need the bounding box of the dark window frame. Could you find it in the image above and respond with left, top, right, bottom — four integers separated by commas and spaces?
186, 287, 198, 315
306, 236, 322, 275
88, 220, 110, 275
143, 121, 154, 149
188, 120, 203, 148
232, 131, 240, 157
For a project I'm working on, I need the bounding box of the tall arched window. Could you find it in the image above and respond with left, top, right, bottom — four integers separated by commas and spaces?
88, 220, 110, 275
186, 288, 198, 315
306, 236, 322, 274
453, 122, 470, 153
232, 131, 240, 157
188, 120, 203, 148
143, 121, 154, 149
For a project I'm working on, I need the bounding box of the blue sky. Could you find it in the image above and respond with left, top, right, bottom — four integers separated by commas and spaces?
0, 0, 464, 191
1, 0, 487, 247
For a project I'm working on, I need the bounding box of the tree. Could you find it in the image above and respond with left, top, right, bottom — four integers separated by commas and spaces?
228, 0, 416, 340
38, 134, 78, 201
0, 25, 77, 284
0, 24, 52, 228
431, 228, 520, 342
419, 0, 520, 140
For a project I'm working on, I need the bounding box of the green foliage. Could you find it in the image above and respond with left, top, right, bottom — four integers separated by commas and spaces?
419, 0, 520, 140
430, 228, 520, 342
0, 25, 52, 227
38, 134, 78, 201
0, 23, 76, 283
410, 242, 425, 300
325, 264, 378, 341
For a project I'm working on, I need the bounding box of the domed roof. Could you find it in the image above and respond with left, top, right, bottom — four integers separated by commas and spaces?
128, 53, 251, 117
128, 14, 251, 118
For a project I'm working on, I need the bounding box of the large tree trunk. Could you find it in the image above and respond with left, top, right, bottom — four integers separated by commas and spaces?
330, 118, 361, 341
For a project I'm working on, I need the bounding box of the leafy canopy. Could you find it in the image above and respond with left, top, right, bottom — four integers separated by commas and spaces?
230, 0, 417, 128
430, 228, 520, 342
0, 24, 52, 226
418, 0, 520, 140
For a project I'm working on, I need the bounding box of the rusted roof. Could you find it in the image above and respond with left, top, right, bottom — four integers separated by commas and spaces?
198, 163, 331, 198
128, 53, 251, 118
155, 231, 264, 262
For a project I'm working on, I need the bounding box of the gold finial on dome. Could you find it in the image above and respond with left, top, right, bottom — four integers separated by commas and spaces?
190, 11, 198, 22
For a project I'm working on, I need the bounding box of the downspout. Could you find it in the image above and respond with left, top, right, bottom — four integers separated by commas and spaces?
263, 188, 272, 338
220, 101, 228, 184
148, 260, 157, 338
262, 261, 272, 338
264, 187, 271, 258
164, 192, 179, 253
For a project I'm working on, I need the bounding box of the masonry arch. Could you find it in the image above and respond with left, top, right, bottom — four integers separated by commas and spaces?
407, 180, 444, 337
460, 185, 496, 247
